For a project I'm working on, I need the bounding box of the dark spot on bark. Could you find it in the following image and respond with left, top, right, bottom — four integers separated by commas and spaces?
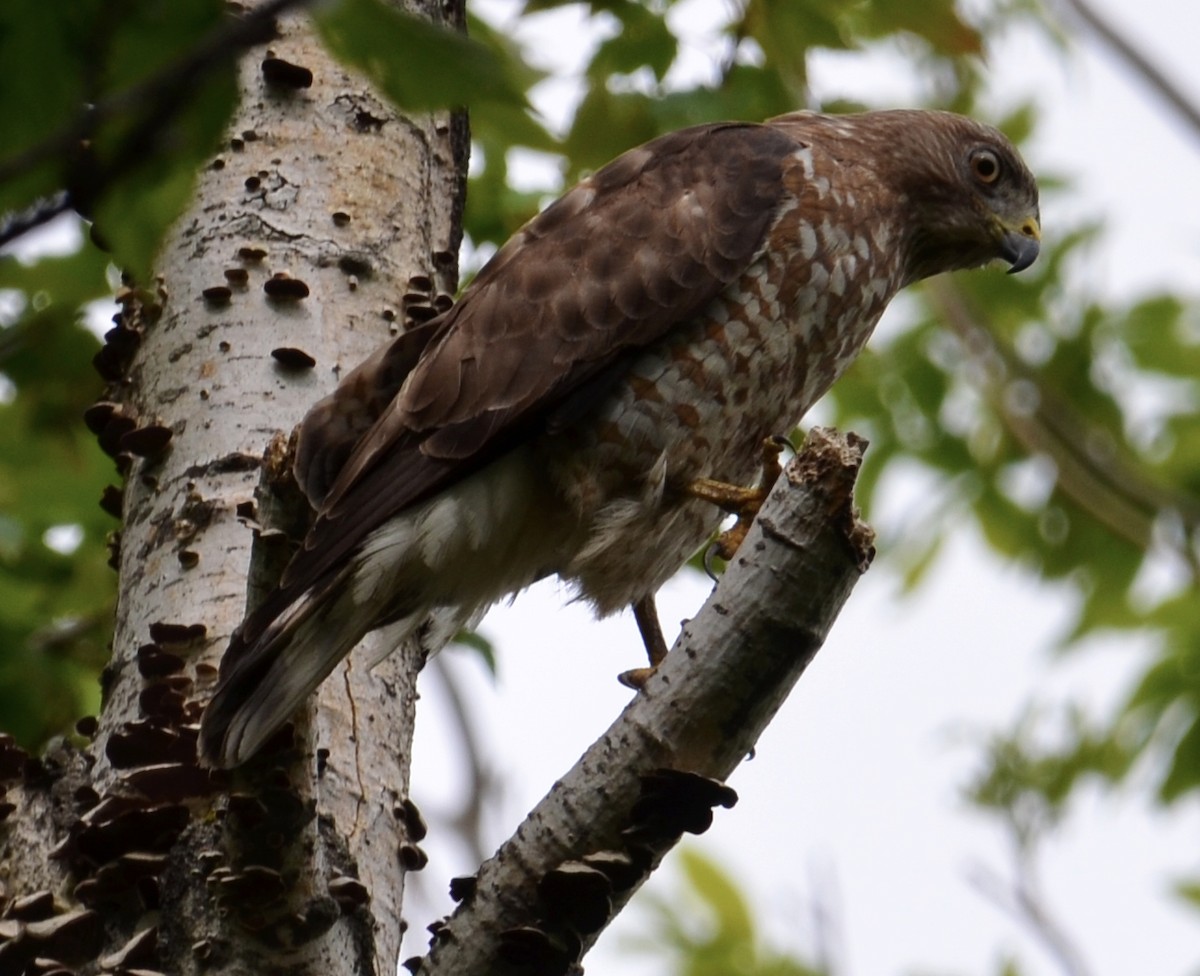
271, 347, 316, 370
74, 716, 99, 739
397, 797, 427, 840
448, 875, 476, 903
261, 57, 313, 89
148, 621, 207, 645
83, 401, 118, 434
337, 253, 371, 277
120, 423, 173, 458
398, 844, 427, 871
263, 275, 310, 300
100, 485, 124, 518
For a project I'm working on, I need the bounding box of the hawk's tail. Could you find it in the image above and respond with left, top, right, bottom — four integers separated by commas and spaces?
198, 579, 371, 768
199, 580, 475, 768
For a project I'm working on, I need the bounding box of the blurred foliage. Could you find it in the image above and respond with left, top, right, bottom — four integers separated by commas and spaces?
0, 0, 237, 279
0, 247, 115, 743
1, 0, 1199, 970
315, 0, 533, 111
626, 848, 830, 976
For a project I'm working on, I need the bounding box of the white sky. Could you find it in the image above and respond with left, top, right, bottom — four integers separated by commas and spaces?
406, 1, 1200, 974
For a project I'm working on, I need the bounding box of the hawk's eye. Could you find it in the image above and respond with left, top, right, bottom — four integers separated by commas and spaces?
970, 148, 1001, 185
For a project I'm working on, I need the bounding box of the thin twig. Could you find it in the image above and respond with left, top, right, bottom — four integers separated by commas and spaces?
0, 193, 73, 253
926, 277, 1200, 579
1055, 0, 1200, 144
429, 652, 497, 865
968, 861, 1095, 976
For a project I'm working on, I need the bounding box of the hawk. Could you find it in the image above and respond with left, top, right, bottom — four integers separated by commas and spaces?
200, 109, 1040, 767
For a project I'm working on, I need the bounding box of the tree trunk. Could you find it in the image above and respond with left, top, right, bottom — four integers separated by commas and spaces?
0, 2, 465, 973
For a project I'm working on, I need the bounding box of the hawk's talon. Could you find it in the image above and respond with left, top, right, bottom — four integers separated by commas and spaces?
620, 594, 668, 690
713, 519, 752, 562
767, 432, 795, 463
688, 435, 788, 567
618, 666, 656, 690
632, 593, 669, 668
702, 541, 723, 583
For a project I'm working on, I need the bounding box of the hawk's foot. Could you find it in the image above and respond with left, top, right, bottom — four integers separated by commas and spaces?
688, 435, 789, 563
620, 593, 668, 689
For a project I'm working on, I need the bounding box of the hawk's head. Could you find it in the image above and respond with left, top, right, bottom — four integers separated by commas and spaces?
796, 109, 1040, 284
873, 110, 1041, 283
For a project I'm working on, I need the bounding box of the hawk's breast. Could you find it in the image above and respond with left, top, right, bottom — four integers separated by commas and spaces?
542, 152, 906, 614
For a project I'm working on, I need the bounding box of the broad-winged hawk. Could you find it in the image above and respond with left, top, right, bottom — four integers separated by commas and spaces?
200, 109, 1040, 767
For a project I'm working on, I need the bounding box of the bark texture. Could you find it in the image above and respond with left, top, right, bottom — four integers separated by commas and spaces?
0, 2, 465, 973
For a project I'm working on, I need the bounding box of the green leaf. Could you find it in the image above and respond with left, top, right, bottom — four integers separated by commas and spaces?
652, 64, 796, 130
454, 629, 497, 676
1161, 713, 1200, 802
859, 0, 983, 56
996, 100, 1039, 146
1123, 641, 1197, 715
0, 304, 114, 748
678, 848, 754, 943
589, 4, 677, 83
1119, 295, 1200, 376
0, 244, 111, 319
316, 0, 530, 111
0, 0, 103, 212
1173, 878, 1200, 911
563, 88, 660, 178
742, 0, 852, 64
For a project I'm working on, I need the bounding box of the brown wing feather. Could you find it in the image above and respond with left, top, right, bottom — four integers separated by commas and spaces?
292, 318, 446, 508
233, 121, 798, 651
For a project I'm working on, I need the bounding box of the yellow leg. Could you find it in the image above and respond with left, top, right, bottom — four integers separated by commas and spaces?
687, 436, 787, 561
618, 593, 668, 689
619, 437, 789, 692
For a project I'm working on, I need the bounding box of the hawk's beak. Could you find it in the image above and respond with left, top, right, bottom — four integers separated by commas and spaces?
999, 217, 1041, 274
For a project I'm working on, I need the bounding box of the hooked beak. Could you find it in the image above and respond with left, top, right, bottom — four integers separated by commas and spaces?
999, 217, 1041, 274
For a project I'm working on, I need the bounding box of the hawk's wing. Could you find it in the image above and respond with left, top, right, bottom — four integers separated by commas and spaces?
292, 317, 442, 509
237, 121, 797, 652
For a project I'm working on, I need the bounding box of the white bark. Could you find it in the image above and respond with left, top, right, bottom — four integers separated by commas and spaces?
0, 3, 464, 974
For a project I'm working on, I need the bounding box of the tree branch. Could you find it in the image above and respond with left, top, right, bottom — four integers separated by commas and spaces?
416, 427, 875, 976
1054, 0, 1200, 145
926, 277, 1200, 578
968, 861, 1095, 976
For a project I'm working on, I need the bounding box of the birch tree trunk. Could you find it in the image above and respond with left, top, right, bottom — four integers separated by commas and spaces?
0, 2, 465, 973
